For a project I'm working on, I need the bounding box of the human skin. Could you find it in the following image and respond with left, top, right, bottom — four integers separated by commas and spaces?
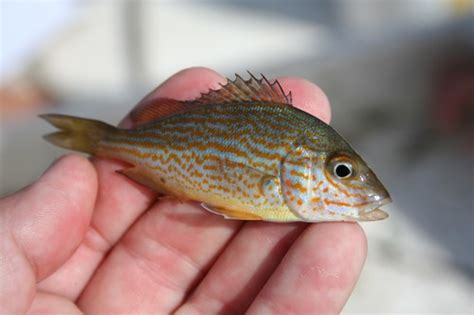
0, 67, 367, 314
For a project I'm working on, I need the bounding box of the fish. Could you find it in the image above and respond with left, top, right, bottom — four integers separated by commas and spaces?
40, 73, 391, 222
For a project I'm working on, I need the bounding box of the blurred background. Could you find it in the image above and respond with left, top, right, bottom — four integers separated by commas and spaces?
1, 0, 473, 312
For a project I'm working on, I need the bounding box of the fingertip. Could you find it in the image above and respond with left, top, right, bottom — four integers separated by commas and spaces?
28, 292, 83, 315
39, 154, 98, 223
120, 67, 226, 128
349, 222, 368, 256
305, 222, 367, 273
0, 155, 98, 313
277, 77, 331, 123
157, 67, 226, 100
42, 154, 98, 187
311, 222, 368, 264
302, 222, 367, 308
248, 222, 367, 314
4, 154, 98, 279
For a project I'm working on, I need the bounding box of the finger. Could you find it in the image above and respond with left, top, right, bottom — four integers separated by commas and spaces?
37, 67, 226, 300
278, 76, 331, 123
0, 155, 97, 314
174, 222, 305, 314
78, 75, 333, 313
120, 67, 225, 128
78, 200, 240, 313
247, 223, 367, 314
27, 292, 82, 315
173, 76, 332, 314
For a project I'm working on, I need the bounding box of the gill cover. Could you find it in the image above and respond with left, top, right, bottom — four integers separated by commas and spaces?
280, 145, 324, 220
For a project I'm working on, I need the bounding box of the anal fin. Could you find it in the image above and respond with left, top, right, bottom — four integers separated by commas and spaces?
117, 167, 168, 194
201, 203, 262, 221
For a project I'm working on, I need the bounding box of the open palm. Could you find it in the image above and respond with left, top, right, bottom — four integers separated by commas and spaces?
1, 68, 367, 314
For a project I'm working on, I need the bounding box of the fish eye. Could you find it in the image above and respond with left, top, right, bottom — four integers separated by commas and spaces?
334, 162, 352, 179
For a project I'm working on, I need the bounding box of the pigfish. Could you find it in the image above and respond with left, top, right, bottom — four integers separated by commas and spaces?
41, 73, 391, 222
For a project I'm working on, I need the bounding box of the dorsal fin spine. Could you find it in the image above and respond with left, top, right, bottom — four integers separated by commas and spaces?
246, 73, 264, 100
224, 79, 244, 101
190, 72, 292, 106
234, 73, 254, 98
287, 91, 293, 104
260, 73, 274, 98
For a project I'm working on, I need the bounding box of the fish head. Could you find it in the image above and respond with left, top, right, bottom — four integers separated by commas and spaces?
281, 146, 391, 222
319, 151, 391, 221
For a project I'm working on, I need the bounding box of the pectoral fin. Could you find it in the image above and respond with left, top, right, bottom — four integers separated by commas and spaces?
201, 203, 262, 221
219, 159, 278, 194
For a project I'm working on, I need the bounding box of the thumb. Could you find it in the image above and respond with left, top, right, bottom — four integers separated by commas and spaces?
0, 155, 97, 314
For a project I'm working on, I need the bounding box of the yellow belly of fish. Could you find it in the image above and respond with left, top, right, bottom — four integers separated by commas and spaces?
122, 162, 300, 222
191, 190, 300, 222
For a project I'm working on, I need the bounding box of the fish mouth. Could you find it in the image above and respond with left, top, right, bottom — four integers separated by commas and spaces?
357, 197, 392, 221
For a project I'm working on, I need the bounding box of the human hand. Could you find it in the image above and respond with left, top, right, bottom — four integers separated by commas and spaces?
0, 68, 367, 314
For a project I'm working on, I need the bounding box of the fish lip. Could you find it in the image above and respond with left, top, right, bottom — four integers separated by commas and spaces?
359, 196, 391, 212
374, 196, 392, 208
358, 197, 392, 221
361, 208, 389, 221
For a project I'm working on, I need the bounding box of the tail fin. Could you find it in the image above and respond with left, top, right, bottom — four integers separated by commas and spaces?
40, 114, 117, 155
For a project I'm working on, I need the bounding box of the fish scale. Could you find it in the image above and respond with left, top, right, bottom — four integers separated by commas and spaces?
99, 104, 307, 220
112, 106, 304, 172
40, 73, 391, 222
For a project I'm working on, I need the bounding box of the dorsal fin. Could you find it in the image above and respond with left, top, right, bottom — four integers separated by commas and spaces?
129, 73, 292, 127
191, 72, 292, 105
130, 98, 192, 126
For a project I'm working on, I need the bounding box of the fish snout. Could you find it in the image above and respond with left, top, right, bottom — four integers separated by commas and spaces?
357, 171, 391, 221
